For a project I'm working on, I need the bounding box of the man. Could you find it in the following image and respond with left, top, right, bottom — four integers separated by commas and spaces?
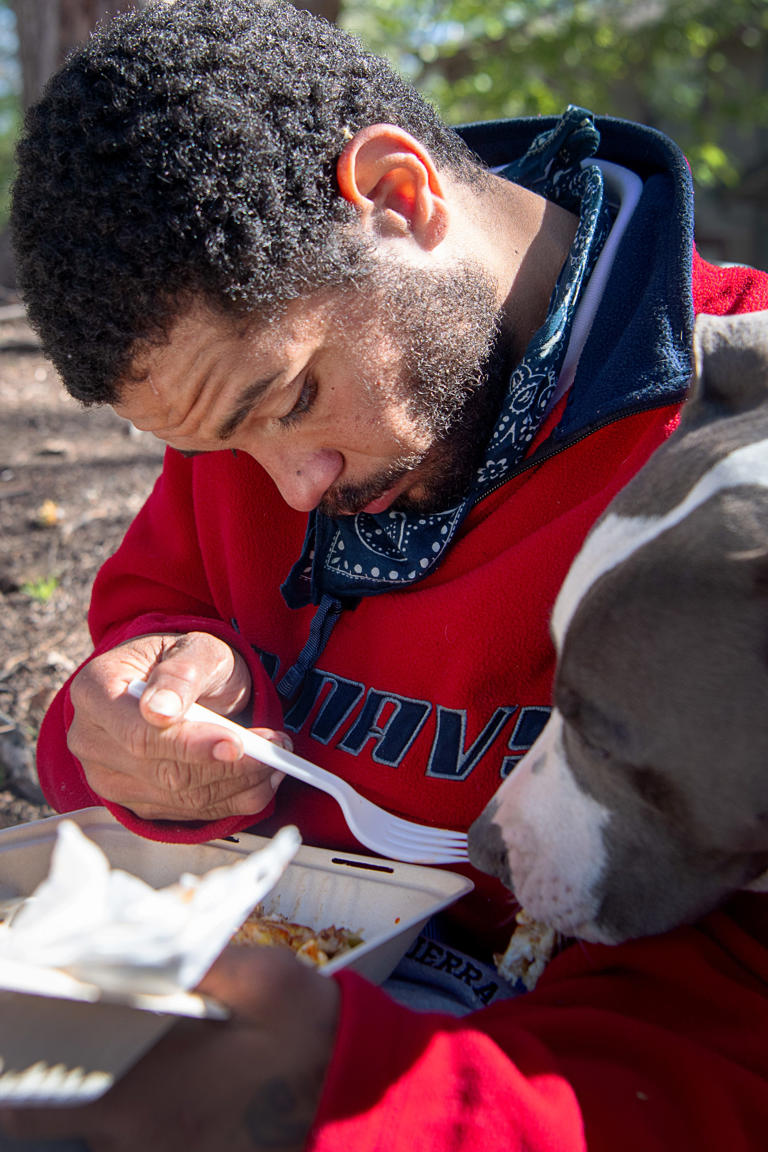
5, 0, 768, 1148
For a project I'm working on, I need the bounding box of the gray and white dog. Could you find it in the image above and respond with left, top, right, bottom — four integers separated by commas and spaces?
469, 310, 768, 944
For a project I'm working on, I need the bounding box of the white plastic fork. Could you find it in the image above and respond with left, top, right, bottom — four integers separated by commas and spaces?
127, 679, 469, 865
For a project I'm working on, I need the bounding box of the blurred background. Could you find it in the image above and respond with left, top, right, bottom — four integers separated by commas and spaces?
0, 0, 765, 289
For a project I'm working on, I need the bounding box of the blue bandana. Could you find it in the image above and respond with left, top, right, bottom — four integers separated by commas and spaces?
282, 107, 611, 611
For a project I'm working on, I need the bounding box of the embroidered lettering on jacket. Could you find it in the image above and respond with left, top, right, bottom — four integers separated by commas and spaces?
404, 936, 500, 1005
252, 647, 550, 779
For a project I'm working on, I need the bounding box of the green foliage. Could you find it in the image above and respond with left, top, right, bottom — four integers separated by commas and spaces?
0, 0, 18, 229
0, 88, 18, 224
21, 575, 60, 603
343, 0, 768, 189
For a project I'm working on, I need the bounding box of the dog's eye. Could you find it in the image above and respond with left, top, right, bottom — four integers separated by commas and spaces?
561, 712, 611, 763
578, 730, 611, 761
629, 766, 679, 813
558, 686, 615, 762
556, 685, 581, 722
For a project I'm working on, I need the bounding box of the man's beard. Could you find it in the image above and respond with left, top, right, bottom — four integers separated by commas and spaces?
320, 258, 510, 518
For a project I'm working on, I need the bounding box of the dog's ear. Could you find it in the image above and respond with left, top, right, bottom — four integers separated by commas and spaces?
689, 311, 768, 414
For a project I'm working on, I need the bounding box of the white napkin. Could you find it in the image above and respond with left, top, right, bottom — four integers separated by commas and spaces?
0, 821, 301, 994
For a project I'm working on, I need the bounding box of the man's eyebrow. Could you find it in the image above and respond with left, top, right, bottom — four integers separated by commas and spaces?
215, 374, 281, 440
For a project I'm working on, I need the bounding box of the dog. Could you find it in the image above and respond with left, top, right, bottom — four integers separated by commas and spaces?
468, 310, 768, 946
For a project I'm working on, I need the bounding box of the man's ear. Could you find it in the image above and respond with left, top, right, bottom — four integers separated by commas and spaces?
336, 124, 449, 249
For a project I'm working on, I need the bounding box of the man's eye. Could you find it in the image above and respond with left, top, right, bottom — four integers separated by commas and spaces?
279, 376, 317, 427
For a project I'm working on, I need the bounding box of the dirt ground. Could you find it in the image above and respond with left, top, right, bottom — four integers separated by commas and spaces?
0, 303, 165, 827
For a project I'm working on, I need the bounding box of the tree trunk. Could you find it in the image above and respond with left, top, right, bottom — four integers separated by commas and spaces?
3, 1, 151, 289
292, 0, 341, 25
10, 0, 151, 112
11, 1, 341, 113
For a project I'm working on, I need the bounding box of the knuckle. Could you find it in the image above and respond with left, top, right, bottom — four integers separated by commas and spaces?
154, 661, 201, 698
153, 758, 231, 815
65, 720, 83, 758
166, 632, 234, 675
126, 719, 158, 761
155, 757, 195, 797
69, 665, 98, 711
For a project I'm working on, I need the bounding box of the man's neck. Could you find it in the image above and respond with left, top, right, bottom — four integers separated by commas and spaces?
453, 174, 579, 365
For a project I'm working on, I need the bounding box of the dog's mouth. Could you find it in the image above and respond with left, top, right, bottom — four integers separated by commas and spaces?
466, 802, 515, 889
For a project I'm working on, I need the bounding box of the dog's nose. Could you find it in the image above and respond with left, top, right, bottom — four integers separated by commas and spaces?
467, 804, 514, 889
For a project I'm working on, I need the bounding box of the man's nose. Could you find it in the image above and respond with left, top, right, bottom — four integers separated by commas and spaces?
256, 448, 344, 511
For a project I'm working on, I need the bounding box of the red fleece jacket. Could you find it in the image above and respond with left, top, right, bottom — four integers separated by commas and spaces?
315, 895, 768, 1152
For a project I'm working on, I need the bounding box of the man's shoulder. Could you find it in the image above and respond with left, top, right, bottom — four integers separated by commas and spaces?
692, 249, 768, 317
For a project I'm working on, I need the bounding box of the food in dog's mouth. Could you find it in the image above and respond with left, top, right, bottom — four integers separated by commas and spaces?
494, 908, 557, 991
230, 907, 363, 967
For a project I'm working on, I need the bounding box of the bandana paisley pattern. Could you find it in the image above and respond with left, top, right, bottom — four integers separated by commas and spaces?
283, 107, 612, 609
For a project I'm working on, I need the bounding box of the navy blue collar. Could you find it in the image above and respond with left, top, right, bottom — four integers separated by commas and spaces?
457, 111, 695, 448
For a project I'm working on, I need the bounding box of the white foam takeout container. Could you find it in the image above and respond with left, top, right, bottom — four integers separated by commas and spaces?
0, 806, 473, 1108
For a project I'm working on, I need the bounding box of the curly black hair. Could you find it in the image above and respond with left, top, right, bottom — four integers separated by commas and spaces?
11, 0, 482, 404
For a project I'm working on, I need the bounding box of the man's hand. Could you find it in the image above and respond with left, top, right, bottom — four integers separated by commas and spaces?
0, 946, 340, 1151
66, 632, 287, 822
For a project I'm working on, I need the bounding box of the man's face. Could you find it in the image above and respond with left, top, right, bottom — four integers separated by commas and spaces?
115, 256, 503, 516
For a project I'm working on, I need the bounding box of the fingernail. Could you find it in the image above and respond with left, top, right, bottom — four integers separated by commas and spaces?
144, 689, 182, 718
270, 771, 285, 791
273, 733, 293, 752
213, 740, 241, 762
